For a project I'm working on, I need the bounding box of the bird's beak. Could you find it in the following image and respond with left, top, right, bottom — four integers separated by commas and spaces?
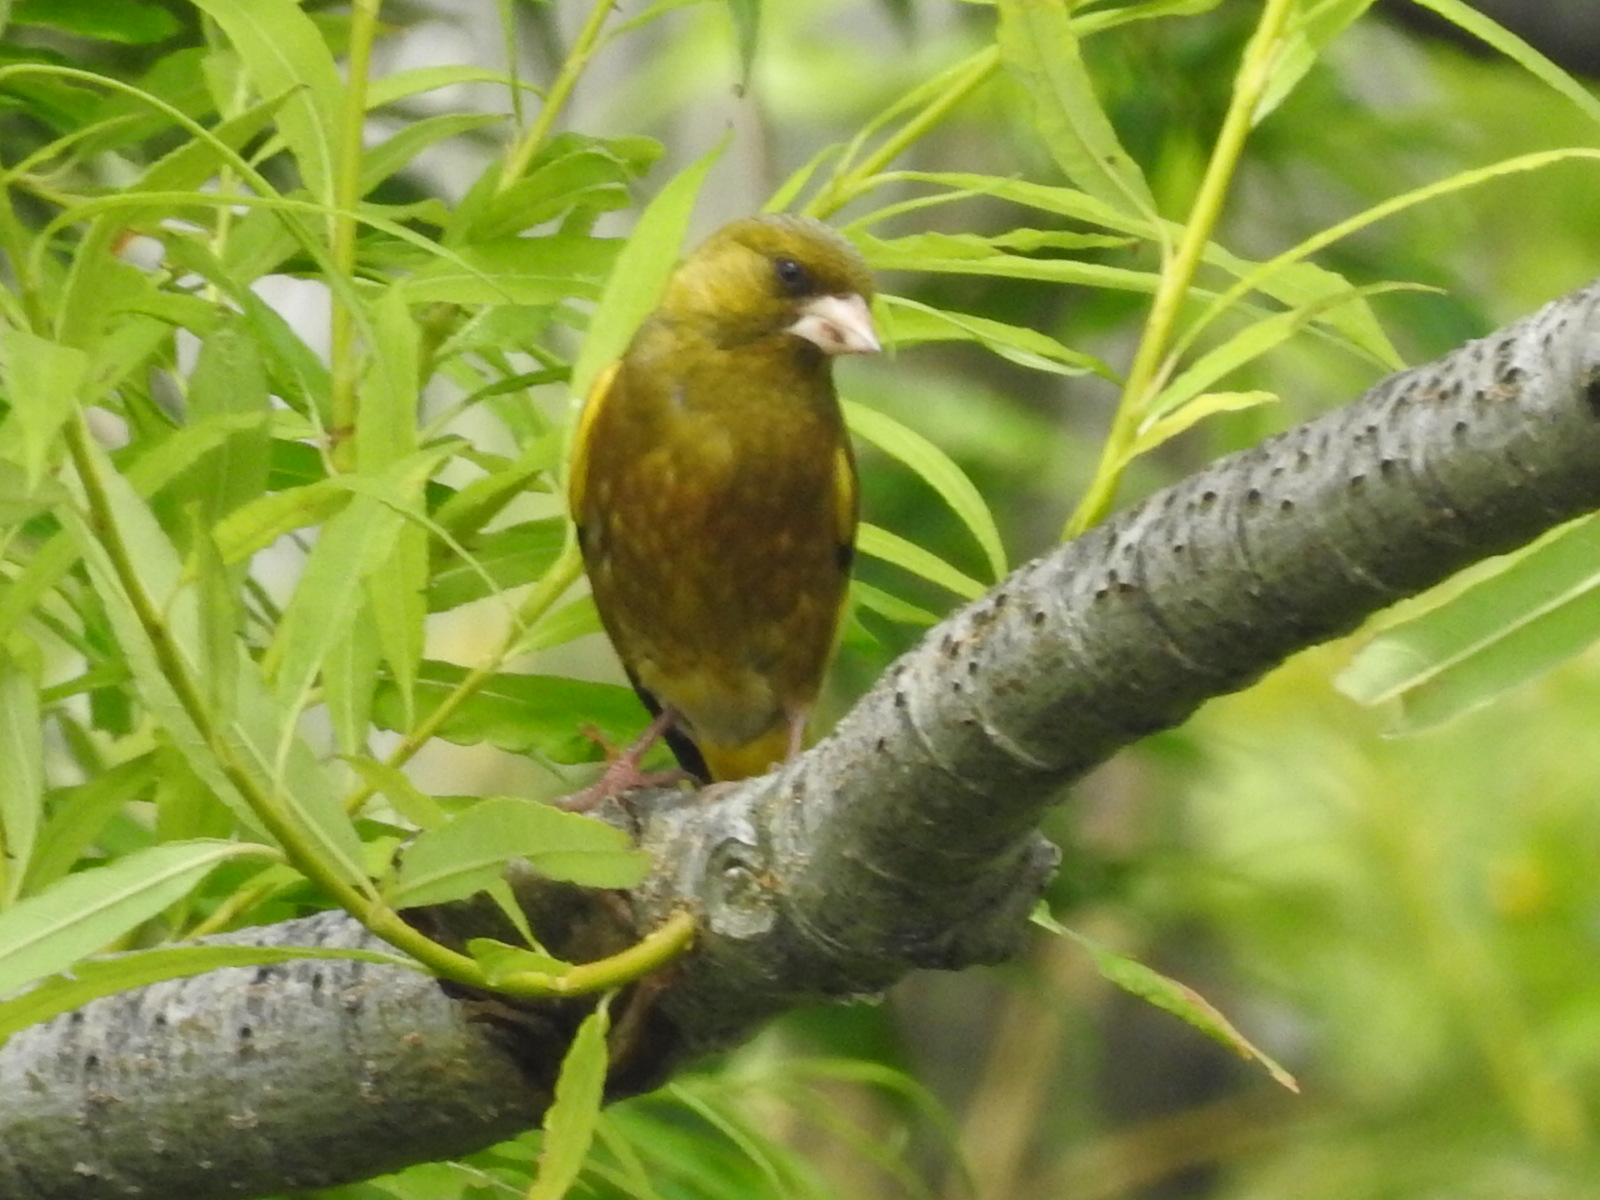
789, 293, 881, 357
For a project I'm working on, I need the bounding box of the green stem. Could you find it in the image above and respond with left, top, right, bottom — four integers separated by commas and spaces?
499, 0, 616, 190
327, 0, 384, 467
185, 874, 282, 939
498, 910, 697, 997
342, 536, 586, 814
65, 416, 486, 987
805, 46, 999, 221
204, 49, 257, 305
1063, 0, 1297, 539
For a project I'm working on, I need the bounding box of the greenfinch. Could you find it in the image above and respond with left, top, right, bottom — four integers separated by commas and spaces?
569, 214, 879, 784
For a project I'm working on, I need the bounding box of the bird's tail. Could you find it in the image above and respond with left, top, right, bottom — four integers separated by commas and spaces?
698, 724, 796, 783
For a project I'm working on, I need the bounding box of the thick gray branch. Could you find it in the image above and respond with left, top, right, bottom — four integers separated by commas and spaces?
635, 279, 1600, 1052
0, 912, 548, 1198
5, 280, 1600, 1198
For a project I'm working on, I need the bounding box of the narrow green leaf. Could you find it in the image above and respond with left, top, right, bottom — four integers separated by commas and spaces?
355, 287, 427, 724
213, 479, 351, 565
1189, 148, 1600, 366
121, 413, 276, 502
153, 746, 234, 847
646, 1085, 795, 1194
1254, 0, 1378, 123
367, 65, 526, 110
193, 519, 242, 729
11, 0, 180, 42
1337, 515, 1600, 731
1408, 0, 1600, 128
1125, 391, 1278, 461
265, 493, 405, 715
768, 140, 842, 214
865, 228, 1123, 259
1087, 935, 1298, 1091
1036, 909, 1298, 1092
0, 840, 280, 998
856, 524, 985, 601
874, 171, 1403, 368
358, 285, 420, 471
569, 136, 728, 404
428, 519, 567, 612
461, 148, 632, 242
342, 756, 448, 830
879, 295, 1110, 378
324, 614, 382, 759
62, 460, 265, 837
0, 330, 87, 488
1073, 0, 1223, 31
385, 797, 648, 909
484, 878, 544, 952
858, 232, 1160, 294
528, 995, 612, 1200
1159, 284, 1421, 426
851, 580, 941, 628
0, 536, 76, 645
725, 0, 761, 82
63, 444, 371, 893
0, 656, 43, 906
465, 937, 571, 984
23, 755, 161, 897
996, 0, 1155, 217
399, 237, 616, 307
367, 524, 428, 727
433, 438, 563, 541
180, 317, 273, 524
1199, 252, 1408, 371
372, 662, 647, 762
845, 401, 1006, 582
240, 447, 443, 540
140, 91, 294, 193
879, 170, 1148, 235
0, 941, 415, 1046
511, 595, 603, 656
223, 667, 374, 894
361, 113, 503, 193
187, 0, 342, 200
1156, 308, 1334, 426
0, 460, 65, 526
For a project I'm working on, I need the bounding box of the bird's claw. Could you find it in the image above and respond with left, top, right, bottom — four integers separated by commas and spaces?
557, 755, 692, 813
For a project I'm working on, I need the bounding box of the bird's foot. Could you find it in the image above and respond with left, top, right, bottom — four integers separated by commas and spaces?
557, 721, 692, 812
557, 759, 693, 813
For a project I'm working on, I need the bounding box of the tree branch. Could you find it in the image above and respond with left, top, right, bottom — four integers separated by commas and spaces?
5, 280, 1600, 1198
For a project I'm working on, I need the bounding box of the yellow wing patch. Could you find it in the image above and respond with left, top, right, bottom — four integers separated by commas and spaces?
566, 358, 622, 521
832, 440, 858, 567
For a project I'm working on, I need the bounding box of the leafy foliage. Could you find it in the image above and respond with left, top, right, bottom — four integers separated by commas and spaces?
4, 0, 1600, 1197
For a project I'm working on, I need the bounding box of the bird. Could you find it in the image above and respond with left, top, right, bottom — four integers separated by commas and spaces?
568, 213, 879, 790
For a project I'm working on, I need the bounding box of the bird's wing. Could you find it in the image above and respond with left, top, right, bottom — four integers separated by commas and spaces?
566, 359, 622, 523
833, 438, 859, 571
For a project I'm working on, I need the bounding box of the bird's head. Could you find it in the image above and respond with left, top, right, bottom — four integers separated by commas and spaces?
660, 214, 880, 357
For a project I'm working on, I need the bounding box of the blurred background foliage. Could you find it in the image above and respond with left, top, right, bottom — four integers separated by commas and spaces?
6, 0, 1600, 1197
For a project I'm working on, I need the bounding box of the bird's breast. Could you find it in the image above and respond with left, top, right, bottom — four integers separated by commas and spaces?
575, 337, 857, 747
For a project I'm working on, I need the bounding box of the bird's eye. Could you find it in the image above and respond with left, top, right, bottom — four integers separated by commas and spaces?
773, 256, 812, 296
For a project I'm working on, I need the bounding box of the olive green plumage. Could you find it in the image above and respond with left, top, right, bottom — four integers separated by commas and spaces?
570, 214, 879, 782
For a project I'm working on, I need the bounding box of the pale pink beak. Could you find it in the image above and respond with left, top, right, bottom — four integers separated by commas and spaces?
789, 293, 880, 356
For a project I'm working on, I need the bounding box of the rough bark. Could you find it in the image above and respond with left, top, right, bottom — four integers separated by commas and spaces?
0, 913, 546, 1198
4, 279, 1600, 1198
